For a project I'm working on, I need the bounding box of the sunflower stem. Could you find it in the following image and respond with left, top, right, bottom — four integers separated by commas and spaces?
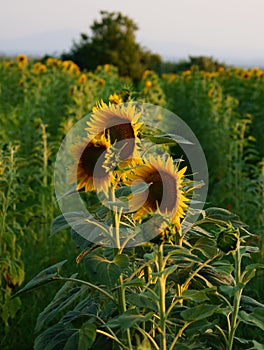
40, 120, 49, 239
110, 187, 132, 349
157, 243, 167, 350
226, 239, 242, 350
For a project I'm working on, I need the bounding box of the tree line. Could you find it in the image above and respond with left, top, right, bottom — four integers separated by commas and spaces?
59, 10, 225, 81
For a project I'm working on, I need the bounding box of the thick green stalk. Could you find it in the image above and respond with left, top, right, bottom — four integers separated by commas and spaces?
227, 241, 242, 350
111, 187, 132, 349
157, 243, 167, 350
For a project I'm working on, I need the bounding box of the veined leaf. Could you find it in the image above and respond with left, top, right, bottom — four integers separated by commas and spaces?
84, 253, 129, 288
34, 322, 96, 350
35, 274, 88, 332
203, 207, 244, 226
191, 237, 217, 258
64, 323, 97, 350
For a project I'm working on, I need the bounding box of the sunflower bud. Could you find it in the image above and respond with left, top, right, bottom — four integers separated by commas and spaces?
217, 226, 239, 253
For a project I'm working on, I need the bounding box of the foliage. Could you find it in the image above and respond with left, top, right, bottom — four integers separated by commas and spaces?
160, 56, 226, 75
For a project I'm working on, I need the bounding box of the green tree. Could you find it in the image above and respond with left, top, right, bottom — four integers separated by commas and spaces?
61, 11, 161, 81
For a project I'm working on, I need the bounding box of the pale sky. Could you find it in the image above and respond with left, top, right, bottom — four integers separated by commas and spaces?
1, 0, 264, 66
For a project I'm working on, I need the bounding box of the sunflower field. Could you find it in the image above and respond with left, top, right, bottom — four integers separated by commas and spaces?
0, 55, 263, 350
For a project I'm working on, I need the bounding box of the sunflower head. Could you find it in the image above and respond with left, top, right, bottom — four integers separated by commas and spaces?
33, 62, 47, 74
69, 135, 111, 194
16, 54, 28, 68
87, 102, 142, 161
124, 155, 189, 231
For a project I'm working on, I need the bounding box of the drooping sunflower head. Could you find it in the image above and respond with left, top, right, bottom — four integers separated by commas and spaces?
69, 135, 111, 194
86, 101, 142, 161
124, 155, 189, 230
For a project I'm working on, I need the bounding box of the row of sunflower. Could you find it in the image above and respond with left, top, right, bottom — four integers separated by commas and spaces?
161, 66, 264, 232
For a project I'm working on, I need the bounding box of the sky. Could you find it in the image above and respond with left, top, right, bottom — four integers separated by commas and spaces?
1, 0, 264, 67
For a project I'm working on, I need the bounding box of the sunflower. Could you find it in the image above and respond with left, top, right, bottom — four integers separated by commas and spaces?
33, 62, 47, 74
86, 101, 142, 161
77, 74, 87, 85
69, 135, 111, 194
109, 93, 123, 104
124, 155, 189, 230
16, 54, 28, 68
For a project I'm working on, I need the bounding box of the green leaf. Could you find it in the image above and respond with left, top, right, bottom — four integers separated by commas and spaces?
180, 289, 210, 303
184, 318, 212, 337
51, 214, 71, 234
200, 266, 233, 286
64, 322, 97, 350
245, 263, 264, 271
247, 340, 264, 350
51, 212, 100, 237
148, 133, 193, 145
84, 253, 128, 288
104, 309, 153, 331
13, 260, 67, 297
127, 292, 158, 311
115, 182, 151, 200
113, 254, 129, 269
78, 323, 97, 349
181, 304, 219, 321
212, 261, 234, 275
164, 246, 201, 263
117, 277, 144, 289
242, 268, 256, 285
35, 274, 88, 332
239, 308, 264, 331
152, 265, 177, 279
204, 207, 243, 226
240, 295, 264, 312
34, 324, 75, 350
71, 230, 91, 251
219, 285, 234, 298
192, 237, 217, 258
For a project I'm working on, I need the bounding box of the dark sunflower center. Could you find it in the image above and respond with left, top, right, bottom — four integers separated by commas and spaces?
79, 142, 107, 179
105, 119, 135, 160
145, 170, 177, 213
